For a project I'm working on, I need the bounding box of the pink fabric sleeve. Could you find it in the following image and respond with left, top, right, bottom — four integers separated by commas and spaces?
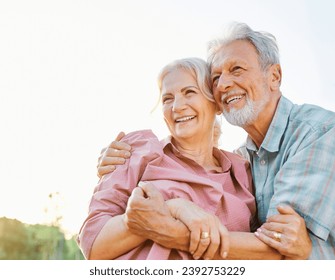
77, 130, 163, 259
223, 151, 257, 228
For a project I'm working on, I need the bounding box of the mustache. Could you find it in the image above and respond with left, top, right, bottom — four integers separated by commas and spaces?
220, 90, 246, 103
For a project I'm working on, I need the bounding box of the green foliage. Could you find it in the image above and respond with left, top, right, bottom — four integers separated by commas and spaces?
0, 217, 29, 259
0, 217, 84, 260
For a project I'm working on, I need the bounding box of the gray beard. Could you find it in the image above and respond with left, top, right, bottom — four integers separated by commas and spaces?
222, 97, 268, 127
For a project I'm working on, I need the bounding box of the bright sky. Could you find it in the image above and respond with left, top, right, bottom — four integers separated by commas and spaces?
1, 0, 334, 236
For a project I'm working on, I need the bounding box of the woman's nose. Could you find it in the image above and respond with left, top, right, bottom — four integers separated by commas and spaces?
172, 95, 187, 112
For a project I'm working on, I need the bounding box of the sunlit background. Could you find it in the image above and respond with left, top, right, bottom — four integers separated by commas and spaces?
1, 0, 334, 257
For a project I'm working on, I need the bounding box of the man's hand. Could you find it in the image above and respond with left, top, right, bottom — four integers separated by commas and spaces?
97, 132, 132, 178
255, 205, 312, 259
124, 182, 189, 251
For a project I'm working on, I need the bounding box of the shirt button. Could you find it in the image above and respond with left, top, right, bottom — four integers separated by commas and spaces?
260, 159, 266, 165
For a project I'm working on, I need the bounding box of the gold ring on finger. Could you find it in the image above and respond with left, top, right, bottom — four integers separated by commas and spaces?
200, 231, 210, 239
273, 232, 282, 240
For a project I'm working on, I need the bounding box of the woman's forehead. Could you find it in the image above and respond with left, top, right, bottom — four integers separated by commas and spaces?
162, 69, 197, 90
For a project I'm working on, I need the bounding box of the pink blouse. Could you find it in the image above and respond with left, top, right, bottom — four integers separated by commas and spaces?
78, 130, 256, 259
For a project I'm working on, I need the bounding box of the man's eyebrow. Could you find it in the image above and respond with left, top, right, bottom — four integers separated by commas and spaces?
210, 61, 225, 73
210, 67, 221, 76
211, 59, 245, 72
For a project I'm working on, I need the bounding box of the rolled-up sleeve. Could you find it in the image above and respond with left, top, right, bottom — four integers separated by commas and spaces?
268, 126, 335, 242
77, 130, 163, 259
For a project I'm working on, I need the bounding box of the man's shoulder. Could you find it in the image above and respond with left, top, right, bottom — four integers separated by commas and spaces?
280, 98, 335, 151
289, 102, 335, 131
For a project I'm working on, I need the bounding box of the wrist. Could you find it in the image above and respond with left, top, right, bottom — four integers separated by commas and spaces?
166, 198, 185, 219
120, 213, 129, 230
167, 218, 190, 251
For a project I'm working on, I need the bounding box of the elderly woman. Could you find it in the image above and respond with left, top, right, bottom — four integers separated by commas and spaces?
78, 58, 282, 260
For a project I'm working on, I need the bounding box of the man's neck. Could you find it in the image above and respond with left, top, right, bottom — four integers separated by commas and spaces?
244, 94, 281, 148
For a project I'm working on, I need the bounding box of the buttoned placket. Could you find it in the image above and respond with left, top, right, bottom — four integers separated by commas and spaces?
252, 148, 269, 223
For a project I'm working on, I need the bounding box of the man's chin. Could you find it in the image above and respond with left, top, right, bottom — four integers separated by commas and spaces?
223, 110, 253, 127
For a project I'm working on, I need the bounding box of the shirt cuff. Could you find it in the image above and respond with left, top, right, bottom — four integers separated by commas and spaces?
267, 207, 330, 241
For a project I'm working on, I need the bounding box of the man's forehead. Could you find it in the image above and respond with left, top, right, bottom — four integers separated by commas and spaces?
210, 52, 237, 72
210, 40, 259, 72
209, 43, 238, 69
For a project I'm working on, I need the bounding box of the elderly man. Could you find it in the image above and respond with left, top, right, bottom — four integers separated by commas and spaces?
97, 23, 335, 259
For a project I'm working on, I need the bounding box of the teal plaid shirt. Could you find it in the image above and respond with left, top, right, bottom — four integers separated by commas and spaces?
237, 96, 335, 259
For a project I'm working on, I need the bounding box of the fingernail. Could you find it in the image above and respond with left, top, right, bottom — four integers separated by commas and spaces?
222, 252, 228, 259
204, 257, 210, 260
138, 182, 144, 187
257, 228, 262, 233
193, 255, 200, 260
254, 231, 259, 237
125, 151, 131, 157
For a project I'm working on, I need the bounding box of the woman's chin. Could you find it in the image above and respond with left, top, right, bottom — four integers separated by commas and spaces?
173, 131, 197, 141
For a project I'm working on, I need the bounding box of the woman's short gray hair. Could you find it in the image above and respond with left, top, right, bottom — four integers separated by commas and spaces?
207, 22, 280, 70
157, 57, 215, 102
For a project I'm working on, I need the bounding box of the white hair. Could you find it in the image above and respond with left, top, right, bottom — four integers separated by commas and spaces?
157, 57, 214, 102
208, 22, 280, 70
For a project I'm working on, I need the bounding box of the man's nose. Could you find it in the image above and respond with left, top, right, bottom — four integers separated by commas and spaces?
216, 73, 233, 93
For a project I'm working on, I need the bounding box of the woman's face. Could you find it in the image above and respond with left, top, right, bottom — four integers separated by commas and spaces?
161, 68, 217, 143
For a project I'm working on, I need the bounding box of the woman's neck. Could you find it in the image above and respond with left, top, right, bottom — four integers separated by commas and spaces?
172, 137, 221, 171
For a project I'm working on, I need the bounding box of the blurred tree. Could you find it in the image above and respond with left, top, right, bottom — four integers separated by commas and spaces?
0, 217, 29, 259
44, 192, 64, 227
63, 236, 84, 260
0, 217, 84, 260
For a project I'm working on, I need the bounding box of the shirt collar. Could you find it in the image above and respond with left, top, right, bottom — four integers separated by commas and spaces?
160, 135, 173, 150
213, 147, 232, 172
160, 135, 231, 172
246, 96, 293, 153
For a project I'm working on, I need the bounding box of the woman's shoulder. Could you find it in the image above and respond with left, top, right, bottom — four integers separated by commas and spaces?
121, 129, 159, 144
122, 129, 164, 156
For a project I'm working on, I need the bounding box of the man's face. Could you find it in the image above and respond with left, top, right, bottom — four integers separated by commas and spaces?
210, 40, 271, 127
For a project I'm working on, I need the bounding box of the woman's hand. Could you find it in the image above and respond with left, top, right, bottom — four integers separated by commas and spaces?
167, 198, 229, 260
254, 205, 312, 259
124, 182, 190, 251
97, 132, 132, 178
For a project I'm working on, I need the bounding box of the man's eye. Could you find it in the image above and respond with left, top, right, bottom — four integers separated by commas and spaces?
212, 75, 219, 83
232, 66, 242, 72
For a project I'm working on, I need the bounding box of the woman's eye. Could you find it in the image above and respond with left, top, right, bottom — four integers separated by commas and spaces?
162, 97, 173, 104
